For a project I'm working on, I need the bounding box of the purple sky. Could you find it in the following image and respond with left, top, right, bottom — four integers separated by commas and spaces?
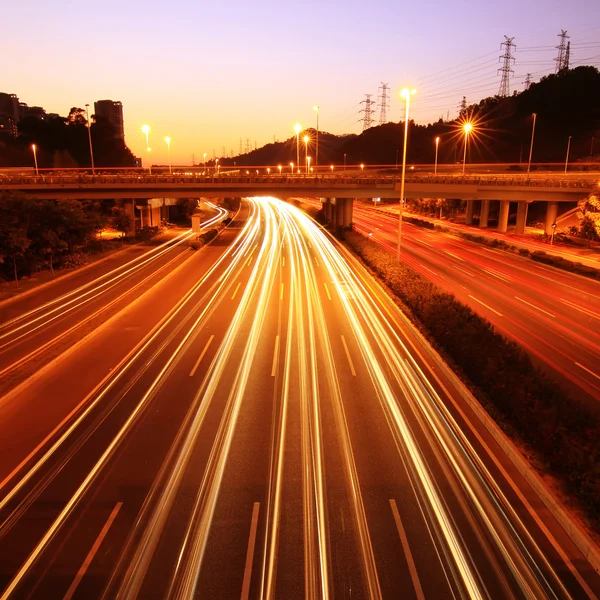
4, 0, 599, 165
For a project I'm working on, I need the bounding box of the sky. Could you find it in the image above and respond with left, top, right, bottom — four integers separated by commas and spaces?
3, 0, 599, 166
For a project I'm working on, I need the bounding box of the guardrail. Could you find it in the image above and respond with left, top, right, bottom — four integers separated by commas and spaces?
0, 173, 596, 189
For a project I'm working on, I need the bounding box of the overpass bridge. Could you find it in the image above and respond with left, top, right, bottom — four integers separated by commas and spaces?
0, 172, 596, 235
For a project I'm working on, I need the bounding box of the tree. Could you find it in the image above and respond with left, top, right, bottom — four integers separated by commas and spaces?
577, 193, 600, 246
111, 206, 132, 238
67, 107, 88, 126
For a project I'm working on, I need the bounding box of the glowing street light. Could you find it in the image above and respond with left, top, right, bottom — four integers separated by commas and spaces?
165, 136, 172, 174
303, 135, 310, 175
527, 113, 537, 174
294, 123, 302, 170
85, 104, 95, 175
398, 87, 416, 260
313, 104, 319, 175
330, 165, 334, 173
307, 156, 311, 175
278, 165, 282, 174
290, 161, 294, 174
434, 136, 440, 175
141, 124, 151, 174
267, 167, 271, 175
462, 122, 473, 175
203, 152, 207, 172
360, 163, 364, 172
565, 135, 572, 173
31, 143, 39, 176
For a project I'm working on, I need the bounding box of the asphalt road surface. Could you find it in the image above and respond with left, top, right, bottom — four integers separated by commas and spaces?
351, 202, 600, 408
0, 198, 599, 599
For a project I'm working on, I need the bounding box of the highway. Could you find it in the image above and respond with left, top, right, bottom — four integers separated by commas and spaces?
0, 204, 227, 396
351, 202, 600, 407
0, 198, 599, 598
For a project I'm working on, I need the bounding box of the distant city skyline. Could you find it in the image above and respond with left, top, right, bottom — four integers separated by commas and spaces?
3, 0, 599, 165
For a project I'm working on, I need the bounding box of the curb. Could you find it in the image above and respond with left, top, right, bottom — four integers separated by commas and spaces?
335, 235, 600, 577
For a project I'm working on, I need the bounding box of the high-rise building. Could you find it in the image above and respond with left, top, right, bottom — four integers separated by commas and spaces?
0, 93, 20, 137
94, 99, 124, 140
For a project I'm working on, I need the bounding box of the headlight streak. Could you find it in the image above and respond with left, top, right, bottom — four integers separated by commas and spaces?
292, 209, 574, 598
0, 206, 256, 600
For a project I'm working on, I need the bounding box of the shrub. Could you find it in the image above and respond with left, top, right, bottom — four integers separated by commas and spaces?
345, 230, 600, 517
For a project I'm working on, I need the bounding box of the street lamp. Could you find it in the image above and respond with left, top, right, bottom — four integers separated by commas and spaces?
85, 104, 95, 175
146, 147, 152, 175
267, 167, 271, 175
307, 156, 311, 176
31, 143, 39, 176
215, 158, 219, 175
565, 136, 572, 174
203, 152, 207, 172
527, 113, 537, 174
278, 165, 282, 175
313, 105, 319, 176
290, 161, 294, 174
462, 122, 473, 175
303, 135, 309, 175
434, 136, 440, 175
398, 87, 416, 260
330, 165, 334, 173
165, 136, 172, 174
141, 124, 151, 174
360, 163, 364, 172
294, 123, 302, 171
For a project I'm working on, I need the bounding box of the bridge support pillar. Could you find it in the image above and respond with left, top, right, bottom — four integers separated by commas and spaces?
465, 200, 474, 225
515, 201, 528, 235
324, 198, 333, 225
479, 199, 490, 228
119, 199, 136, 235
497, 200, 510, 233
343, 198, 354, 229
545, 201, 558, 235
335, 198, 346, 238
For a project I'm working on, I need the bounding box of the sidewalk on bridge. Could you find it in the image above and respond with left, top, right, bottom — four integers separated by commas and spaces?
374, 203, 600, 268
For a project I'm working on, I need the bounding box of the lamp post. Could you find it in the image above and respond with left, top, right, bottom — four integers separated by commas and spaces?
85, 104, 95, 175
31, 144, 39, 176
278, 165, 282, 175
434, 136, 440, 175
215, 158, 219, 175
290, 162, 294, 174
398, 88, 416, 260
360, 163, 364, 173
313, 105, 319, 176
307, 156, 311, 177
203, 152, 207, 173
527, 113, 537, 174
330, 165, 334, 173
343, 153, 346, 170
165, 137, 172, 174
303, 135, 309, 176
294, 123, 302, 171
565, 136, 572, 173
462, 122, 472, 175
142, 124, 151, 174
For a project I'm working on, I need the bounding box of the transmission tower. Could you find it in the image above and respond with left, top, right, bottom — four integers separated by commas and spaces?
377, 83, 390, 125
524, 73, 532, 90
359, 94, 377, 131
245, 138, 251, 153
555, 30, 570, 73
458, 96, 467, 116
239, 138, 243, 154
498, 36, 516, 97
563, 41, 571, 73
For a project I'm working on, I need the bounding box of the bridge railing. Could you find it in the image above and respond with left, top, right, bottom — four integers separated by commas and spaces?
0, 173, 596, 189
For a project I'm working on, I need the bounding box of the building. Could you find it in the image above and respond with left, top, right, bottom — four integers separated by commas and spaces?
94, 99, 124, 141
0, 93, 20, 137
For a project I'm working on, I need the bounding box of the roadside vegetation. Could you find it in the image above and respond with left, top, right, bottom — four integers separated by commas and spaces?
344, 229, 600, 522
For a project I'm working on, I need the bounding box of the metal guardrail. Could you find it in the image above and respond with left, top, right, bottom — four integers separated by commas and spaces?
0, 173, 596, 189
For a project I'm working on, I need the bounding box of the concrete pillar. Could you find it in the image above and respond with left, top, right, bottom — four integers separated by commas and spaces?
479, 199, 490, 228
335, 199, 345, 238
465, 200, 474, 225
545, 201, 558, 235
120, 199, 136, 235
343, 198, 354, 228
324, 198, 332, 225
150, 205, 161, 227
497, 200, 510, 233
515, 201, 528, 235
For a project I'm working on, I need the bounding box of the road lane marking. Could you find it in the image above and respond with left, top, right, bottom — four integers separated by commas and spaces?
559, 298, 600, 320
240, 502, 260, 600
231, 282, 242, 300
389, 499, 425, 600
324, 282, 332, 300
418, 240, 433, 247
468, 295, 503, 317
282, 256, 285, 267
245, 256, 253, 266
514, 296, 556, 318
575, 362, 600, 381
445, 250, 464, 262
420, 264, 439, 277
189, 335, 215, 377
63, 502, 123, 600
280, 282, 284, 301
340, 335, 357, 376
314, 256, 320, 267
271, 335, 280, 377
